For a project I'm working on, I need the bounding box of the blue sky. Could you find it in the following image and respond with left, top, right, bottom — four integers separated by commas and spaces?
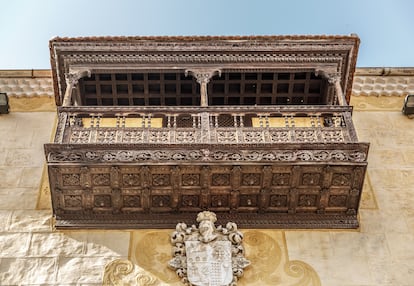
1, 0, 413, 68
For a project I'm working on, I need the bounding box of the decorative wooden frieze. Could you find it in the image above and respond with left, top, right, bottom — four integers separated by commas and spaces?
46, 147, 368, 164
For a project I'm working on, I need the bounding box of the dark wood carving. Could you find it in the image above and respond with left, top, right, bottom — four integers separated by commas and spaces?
45, 35, 368, 229
45, 138, 368, 229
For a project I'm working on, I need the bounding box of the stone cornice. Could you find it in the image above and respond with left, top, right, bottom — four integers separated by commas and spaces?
355, 67, 414, 76
0, 71, 53, 98
1, 68, 414, 100
352, 68, 414, 97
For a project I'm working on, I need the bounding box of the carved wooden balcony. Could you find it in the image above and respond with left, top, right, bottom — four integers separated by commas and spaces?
45, 105, 368, 229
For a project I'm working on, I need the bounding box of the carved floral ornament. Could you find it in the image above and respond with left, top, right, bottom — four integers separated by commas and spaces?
169, 211, 250, 286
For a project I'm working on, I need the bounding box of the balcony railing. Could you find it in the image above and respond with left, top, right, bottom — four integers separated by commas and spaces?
54, 105, 358, 145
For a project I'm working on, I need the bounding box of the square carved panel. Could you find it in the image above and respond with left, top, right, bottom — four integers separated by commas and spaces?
64, 195, 82, 208
298, 194, 318, 207
239, 194, 258, 207
271, 173, 290, 186
241, 173, 261, 186
182, 174, 200, 186
123, 195, 142, 208
152, 174, 170, 187
211, 174, 230, 186
269, 194, 288, 208
62, 174, 81, 186
94, 195, 112, 208
328, 195, 348, 207
180, 195, 200, 208
301, 173, 321, 186
122, 174, 141, 187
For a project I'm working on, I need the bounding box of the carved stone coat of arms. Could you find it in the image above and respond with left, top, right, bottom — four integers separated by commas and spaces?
169, 211, 250, 286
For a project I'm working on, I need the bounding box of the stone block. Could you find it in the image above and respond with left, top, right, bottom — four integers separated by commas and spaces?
0, 211, 12, 231
8, 210, 52, 232
5, 149, 43, 167
0, 130, 33, 149
0, 188, 38, 210
18, 167, 43, 188
0, 233, 31, 257
28, 232, 86, 257
57, 256, 119, 284
0, 167, 23, 188
385, 233, 414, 260
83, 231, 131, 257
0, 257, 57, 284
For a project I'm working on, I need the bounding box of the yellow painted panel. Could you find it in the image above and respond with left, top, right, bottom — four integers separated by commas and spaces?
81, 117, 163, 128
252, 117, 323, 128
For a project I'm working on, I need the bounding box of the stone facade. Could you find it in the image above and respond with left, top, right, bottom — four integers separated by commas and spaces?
0, 68, 413, 285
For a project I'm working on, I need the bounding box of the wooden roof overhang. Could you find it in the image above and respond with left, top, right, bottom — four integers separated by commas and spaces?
49, 35, 360, 106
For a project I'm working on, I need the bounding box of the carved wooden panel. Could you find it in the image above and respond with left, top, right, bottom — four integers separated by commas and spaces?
48, 162, 367, 229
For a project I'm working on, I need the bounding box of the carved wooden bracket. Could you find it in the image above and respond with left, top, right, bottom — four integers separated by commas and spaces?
315, 68, 346, 106
63, 69, 91, 106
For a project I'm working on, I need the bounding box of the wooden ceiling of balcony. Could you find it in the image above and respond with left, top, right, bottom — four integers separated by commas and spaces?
78, 70, 328, 106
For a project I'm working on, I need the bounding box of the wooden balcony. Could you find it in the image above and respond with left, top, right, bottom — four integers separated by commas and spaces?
45, 105, 368, 229
45, 35, 366, 229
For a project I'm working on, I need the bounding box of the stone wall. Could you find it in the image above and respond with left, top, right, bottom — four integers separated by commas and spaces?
0, 69, 413, 285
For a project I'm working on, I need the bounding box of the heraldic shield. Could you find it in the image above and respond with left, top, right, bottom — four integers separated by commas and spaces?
186, 240, 233, 285
169, 211, 250, 286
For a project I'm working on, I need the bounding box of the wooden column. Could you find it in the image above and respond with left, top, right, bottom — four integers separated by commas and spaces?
62, 69, 91, 106
331, 76, 347, 106
315, 68, 347, 106
185, 69, 221, 107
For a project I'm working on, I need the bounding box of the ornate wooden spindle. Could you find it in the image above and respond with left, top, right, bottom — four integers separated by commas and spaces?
148, 114, 152, 128
239, 115, 244, 128
265, 115, 269, 128
96, 115, 101, 128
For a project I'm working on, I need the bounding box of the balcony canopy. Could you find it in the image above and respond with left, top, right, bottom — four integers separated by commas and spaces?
49, 35, 360, 107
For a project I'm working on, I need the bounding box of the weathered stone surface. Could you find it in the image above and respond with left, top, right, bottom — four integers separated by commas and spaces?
0, 257, 57, 284
0, 167, 23, 188
8, 210, 52, 232
0, 188, 38, 210
57, 257, 119, 284
5, 149, 41, 167
29, 233, 86, 257
9, 96, 56, 112
0, 210, 12, 231
0, 130, 30, 149
18, 167, 44, 188
0, 148, 6, 165
82, 231, 130, 257
0, 73, 414, 285
0, 233, 31, 257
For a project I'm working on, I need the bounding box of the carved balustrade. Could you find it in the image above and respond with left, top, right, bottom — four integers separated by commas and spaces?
54, 105, 357, 145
